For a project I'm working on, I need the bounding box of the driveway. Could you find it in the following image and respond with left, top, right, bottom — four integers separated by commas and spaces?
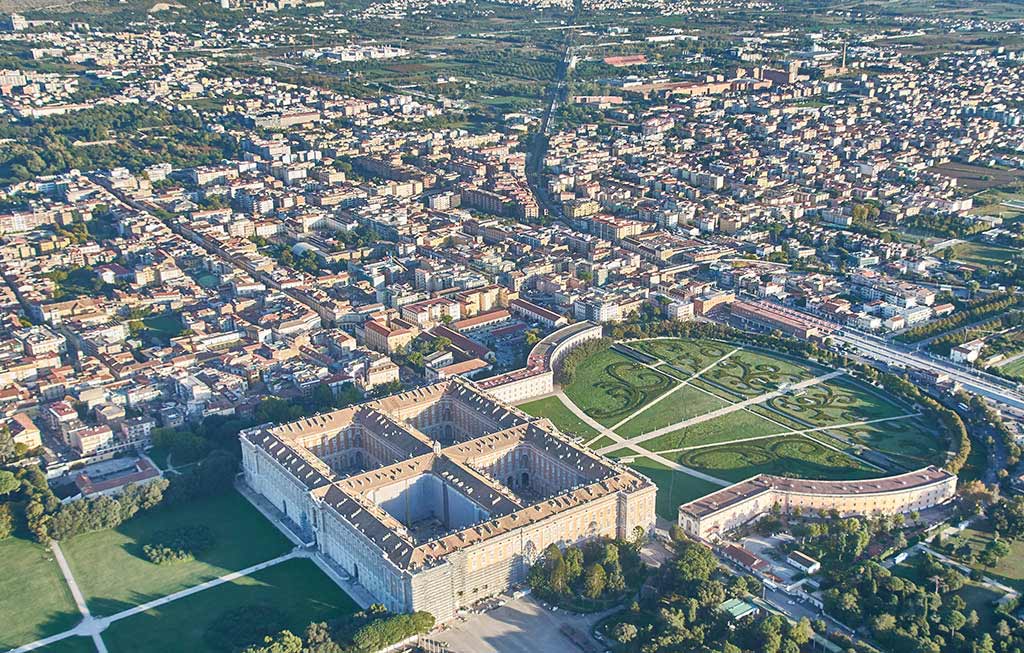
433, 595, 611, 653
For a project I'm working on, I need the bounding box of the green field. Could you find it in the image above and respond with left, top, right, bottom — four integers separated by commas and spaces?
626, 339, 735, 375
102, 558, 359, 653
828, 417, 943, 469
616, 385, 730, 438
563, 348, 676, 426
0, 536, 81, 650
766, 378, 908, 428
37, 636, 98, 653
952, 242, 1019, 269
518, 396, 600, 439
624, 457, 723, 521
639, 409, 786, 453
944, 523, 1024, 592
62, 490, 292, 616
701, 348, 819, 398
669, 435, 881, 483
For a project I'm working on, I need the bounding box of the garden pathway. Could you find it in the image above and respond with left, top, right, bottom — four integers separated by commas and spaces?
579, 346, 740, 449
650, 412, 921, 454
596, 370, 845, 454
9, 548, 304, 653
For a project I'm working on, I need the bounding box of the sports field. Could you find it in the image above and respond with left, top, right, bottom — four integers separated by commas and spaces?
554, 338, 947, 522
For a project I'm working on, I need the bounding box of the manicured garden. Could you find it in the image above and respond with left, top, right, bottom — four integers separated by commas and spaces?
700, 348, 820, 398
616, 384, 730, 438
0, 536, 81, 650
518, 395, 600, 440
828, 417, 944, 469
62, 490, 292, 616
637, 409, 785, 453
625, 339, 735, 376
766, 377, 909, 428
563, 348, 676, 426
102, 558, 360, 653
668, 435, 881, 483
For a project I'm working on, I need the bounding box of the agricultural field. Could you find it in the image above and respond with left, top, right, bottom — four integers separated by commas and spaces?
557, 338, 947, 519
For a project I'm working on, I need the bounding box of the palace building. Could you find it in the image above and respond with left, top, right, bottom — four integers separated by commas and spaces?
678, 466, 957, 541
240, 378, 656, 622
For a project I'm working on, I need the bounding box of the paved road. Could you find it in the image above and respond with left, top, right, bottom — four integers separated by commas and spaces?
833, 328, 1024, 410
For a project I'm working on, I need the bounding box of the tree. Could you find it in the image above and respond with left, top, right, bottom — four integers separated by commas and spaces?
0, 504, 12, 540
303, 622, 341, 653
583, 563, 606, 599
612, 622, 637, 643
242, 631, 303, 653
0, 427, 14, 464
0, 470, 19, 495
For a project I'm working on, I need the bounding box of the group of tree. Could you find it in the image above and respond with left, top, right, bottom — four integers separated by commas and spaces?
926, 311, 1024, 357
896, 293, 1022, 344
602, 536, 815, 653
206, 602, 434, 653
822, 554, 1022, 653
527, 536, 642, 606
397, 335, 453, 372
143, 524, 214, 564
554, 337, 612, 385
0, 103, 238, 184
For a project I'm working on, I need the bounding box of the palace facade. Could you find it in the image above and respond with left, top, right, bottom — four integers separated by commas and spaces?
678, 466, 957, 540
240, 378, 656, 622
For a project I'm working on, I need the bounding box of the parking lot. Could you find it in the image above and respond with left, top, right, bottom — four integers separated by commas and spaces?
432, 594, 609, 653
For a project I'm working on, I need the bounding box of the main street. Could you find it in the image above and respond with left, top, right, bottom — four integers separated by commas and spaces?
832, 327, 1024, 410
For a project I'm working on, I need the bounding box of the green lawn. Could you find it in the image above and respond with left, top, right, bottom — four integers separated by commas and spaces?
518, 396, 600, 440
828, 417, 944, 469
0, 536, 81, 650
765, 377, 908, 428
589, 435, 618, 450
563, 349, 676, 426
616, 385, 730, 438
701, 348, 819, 398
952, 242, 1019, 269
670, 435, 881, 483
944, 523, 1024, 592
102, 558, 359, 653
999, 356, 1024, 380
640, 409, 786, 453
37, 636, 98, 653
62, 490, 292, 617
624, 457, 722, 521
626, 339, 735, 376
